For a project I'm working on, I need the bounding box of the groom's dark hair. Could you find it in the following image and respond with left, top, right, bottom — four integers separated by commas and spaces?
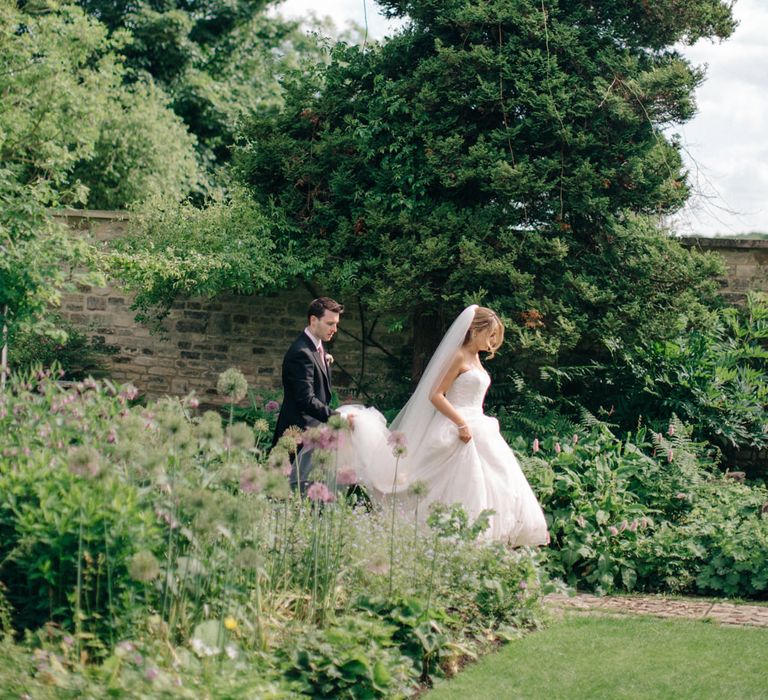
308, 297, 344, 321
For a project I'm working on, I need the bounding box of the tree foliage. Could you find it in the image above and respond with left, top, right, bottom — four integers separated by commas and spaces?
235, 0, 734, 377
74, 0, 343, 168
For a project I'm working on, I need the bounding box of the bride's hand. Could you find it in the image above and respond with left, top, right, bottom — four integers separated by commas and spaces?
457, 424, 472, 443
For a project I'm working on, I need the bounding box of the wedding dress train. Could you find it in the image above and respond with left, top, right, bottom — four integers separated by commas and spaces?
337, 365, 548, 545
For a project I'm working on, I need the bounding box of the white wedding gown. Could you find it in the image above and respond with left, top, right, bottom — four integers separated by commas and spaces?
338, 366, 549, 545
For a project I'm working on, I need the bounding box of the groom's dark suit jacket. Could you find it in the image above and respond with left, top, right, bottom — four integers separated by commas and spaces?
272, 331, 333, 446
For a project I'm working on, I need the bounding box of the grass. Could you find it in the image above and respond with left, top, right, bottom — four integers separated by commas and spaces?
428, 614, 768, 700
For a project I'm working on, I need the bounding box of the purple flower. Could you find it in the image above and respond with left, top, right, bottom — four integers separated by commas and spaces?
307, 482, 335, 503
337, 467, 358, 485
608, 526, 619, 536
629, 519, 638, 532
573, 433, 579, 444
555, 442, 562, 454
519, 580, 528, 590
145, 667, 159, 681
619, 519, 629, 532
532, 438, 540, 453
265, 400, 280, 413
387, 431, 408, 457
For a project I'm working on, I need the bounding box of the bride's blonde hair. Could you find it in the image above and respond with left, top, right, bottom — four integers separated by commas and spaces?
464, 307, 504, 359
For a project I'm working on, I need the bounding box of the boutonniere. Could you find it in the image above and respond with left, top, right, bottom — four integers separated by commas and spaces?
325, 353, 334, 365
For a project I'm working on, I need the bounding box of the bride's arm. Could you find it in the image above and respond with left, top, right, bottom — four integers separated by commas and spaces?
430, 352, 473, 443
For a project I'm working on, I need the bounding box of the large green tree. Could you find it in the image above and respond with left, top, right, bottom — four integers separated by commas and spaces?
235, 0, 733, 380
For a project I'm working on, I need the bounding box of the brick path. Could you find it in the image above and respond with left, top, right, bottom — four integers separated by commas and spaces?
544, 593, 768, 628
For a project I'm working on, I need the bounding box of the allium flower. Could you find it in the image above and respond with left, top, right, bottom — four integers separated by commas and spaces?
128, 551, 161, 583
120, 384, 139, 402
306, 482, 335, 503
387, 431, 408, 457
302, 425, 343, 451
408, 480, 429, 498
555, 442, 562, 454
227, 423, 255, 450
337, 467, 358, 485
278, 427, 303, 453
253, 418, 269, 434
608, 526, 619, 536
239, 467, 263, 494
216, 368, 248, 402
532, 438, 540, 453
264, 471, 291, 499
265, 400, 280, 413
67, 446, 102, 478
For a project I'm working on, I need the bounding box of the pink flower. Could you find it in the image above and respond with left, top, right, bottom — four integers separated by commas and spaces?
387, 431, 408, 457
675, 492, 687, 500
187, 396, 199, 409
555, 442, 561, 454
667, 449, 674, 463
307, 482, 335, 503
302, 425, 343, 451
573, 434, 579, 444
265, 400, 280, 413
519, 580, 528, 590
629, 519, 638, 532
532, 438, 540, 453
608, 526, 619, 536
619, 519, 628, 532
336, 467, 358, 485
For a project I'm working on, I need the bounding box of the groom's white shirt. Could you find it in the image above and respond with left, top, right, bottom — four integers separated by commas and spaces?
304, 327, 323, 353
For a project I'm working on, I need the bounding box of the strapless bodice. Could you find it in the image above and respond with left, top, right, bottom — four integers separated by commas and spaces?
445, 366, 490, 411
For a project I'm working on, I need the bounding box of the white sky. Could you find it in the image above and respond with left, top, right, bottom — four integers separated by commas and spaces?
274, 0, 768, 236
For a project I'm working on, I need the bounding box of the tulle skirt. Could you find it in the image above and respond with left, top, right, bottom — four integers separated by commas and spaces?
336, 405, 549, 545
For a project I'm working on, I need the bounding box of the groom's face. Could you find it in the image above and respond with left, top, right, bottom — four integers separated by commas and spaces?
309, 310, 340, 342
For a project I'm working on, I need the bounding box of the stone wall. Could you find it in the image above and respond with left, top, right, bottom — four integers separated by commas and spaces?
680, 237, 768, 303
54, 210, 407, 403
54, 211, 768, 403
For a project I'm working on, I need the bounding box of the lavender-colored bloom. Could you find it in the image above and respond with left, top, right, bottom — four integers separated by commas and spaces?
573, 433, 579, 444
629, 519, 638, 532
145, 667, 159, 681
608, 526, 619, 536
519, 580, 528, 590
307, 482, 335, 503
555, 442, 562, 454
265, 400, 280, 413
667, 449, 674, 463
336, 467, 358, 485
387, 430, 408, 457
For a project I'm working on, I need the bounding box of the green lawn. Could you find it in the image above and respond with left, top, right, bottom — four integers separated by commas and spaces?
428, 615, 768, 700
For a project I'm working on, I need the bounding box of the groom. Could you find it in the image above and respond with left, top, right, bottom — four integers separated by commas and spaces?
272, 296, 344, 490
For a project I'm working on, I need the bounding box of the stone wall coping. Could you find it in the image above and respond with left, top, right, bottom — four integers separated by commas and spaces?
51, 209, 130, 220
679, 236, 768, 250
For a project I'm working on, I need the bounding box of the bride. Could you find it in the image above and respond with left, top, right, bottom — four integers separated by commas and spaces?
337, 305, 548, 545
